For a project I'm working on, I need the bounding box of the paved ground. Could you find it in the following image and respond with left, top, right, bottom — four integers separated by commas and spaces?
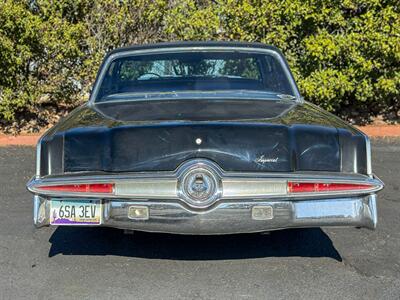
0, 139, 399, 299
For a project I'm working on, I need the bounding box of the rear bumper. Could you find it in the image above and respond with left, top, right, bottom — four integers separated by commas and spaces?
33, 194, 377, 234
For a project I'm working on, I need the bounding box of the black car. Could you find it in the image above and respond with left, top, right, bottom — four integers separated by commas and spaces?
27, 42, 383, 234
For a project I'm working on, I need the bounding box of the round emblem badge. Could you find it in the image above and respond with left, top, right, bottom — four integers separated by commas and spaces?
179, 166, 220, 208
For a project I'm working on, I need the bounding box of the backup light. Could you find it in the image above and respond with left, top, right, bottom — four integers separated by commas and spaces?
252, 206, 274, 220
128, 206, 149, 220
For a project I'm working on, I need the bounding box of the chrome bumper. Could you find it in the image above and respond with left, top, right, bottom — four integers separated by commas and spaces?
33, 194, 377, 234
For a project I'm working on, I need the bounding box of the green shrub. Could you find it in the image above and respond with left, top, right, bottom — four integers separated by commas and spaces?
0, 0, 398, 130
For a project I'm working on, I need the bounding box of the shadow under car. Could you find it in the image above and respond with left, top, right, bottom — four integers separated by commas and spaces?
48, 227, 342, 261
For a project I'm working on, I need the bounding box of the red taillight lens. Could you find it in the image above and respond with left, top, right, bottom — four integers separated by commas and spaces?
38, 183, 114, 194
287, 182, 374, 193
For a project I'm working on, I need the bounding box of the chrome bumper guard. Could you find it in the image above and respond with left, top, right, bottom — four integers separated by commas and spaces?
33, 194, 377, 234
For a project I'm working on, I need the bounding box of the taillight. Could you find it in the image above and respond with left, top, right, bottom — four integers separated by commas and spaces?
287, 182, 374, 193
37, 183, 114, 194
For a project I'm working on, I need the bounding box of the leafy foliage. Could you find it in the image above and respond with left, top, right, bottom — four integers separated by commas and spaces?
0, 0, 398, 131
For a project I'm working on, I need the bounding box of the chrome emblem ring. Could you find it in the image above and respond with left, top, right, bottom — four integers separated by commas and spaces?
178, 163, 221, 208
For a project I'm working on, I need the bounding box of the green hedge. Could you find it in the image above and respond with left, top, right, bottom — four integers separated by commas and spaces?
0, 0, 399, 129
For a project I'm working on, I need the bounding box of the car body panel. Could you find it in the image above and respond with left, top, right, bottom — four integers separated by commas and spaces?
37, 99, 367, 176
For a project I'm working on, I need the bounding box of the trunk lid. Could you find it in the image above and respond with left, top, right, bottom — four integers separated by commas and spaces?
39, 99, 366, 175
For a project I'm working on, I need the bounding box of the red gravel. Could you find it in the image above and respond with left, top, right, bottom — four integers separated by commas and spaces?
356, 125, 400, 138
0, 134, 41, 146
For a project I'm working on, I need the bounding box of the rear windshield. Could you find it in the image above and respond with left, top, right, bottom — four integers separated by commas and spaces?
95, 51, 295, 102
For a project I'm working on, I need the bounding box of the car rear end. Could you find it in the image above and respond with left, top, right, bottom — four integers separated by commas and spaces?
26, 42, 384, 234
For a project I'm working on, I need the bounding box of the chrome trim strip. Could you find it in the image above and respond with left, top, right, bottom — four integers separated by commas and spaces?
27, 174, 383, 200
89, 46, 302, 105
35, 137, 43, 177
115, 179, 177, 198
223, 179, 287, 198
365, 135, 372, 176
27, 159, 384, 202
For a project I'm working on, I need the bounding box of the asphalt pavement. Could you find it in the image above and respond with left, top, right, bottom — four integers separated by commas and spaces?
0, 139, 399, 299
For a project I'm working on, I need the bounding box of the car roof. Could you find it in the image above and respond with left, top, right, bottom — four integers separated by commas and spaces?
106, 41, 281, 57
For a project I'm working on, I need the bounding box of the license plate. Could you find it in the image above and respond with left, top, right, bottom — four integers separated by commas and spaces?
50, 200, 102, 225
